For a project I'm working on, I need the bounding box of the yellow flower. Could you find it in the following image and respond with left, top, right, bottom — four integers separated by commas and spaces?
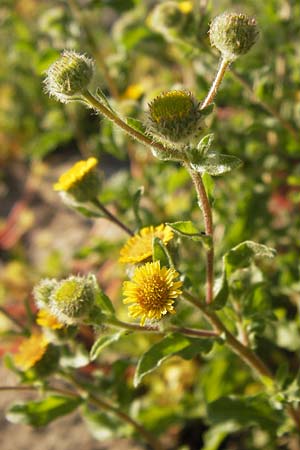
178, 1, 193, 14
122, 84, 144, 100
36, 309, 64, 330
13, 332, 49, 371
123, 261, 182, 325
119, 224, 174, 264
53, 157, 100, 202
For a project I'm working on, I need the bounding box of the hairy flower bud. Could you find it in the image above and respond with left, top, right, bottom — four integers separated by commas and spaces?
49, 275, 98, 325
209, 12, 259, 61
44, 50, 94, 103
33, 278, 58, 309
147, 90, 203, 146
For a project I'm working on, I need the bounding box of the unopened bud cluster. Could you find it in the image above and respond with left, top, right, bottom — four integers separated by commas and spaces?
34, 274, 99, 325
147, 90, 204, 147
44, 50, 94, 103
209, 12, 259, 61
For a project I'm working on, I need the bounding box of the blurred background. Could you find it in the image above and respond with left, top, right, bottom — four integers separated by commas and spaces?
1, 1, 300, 449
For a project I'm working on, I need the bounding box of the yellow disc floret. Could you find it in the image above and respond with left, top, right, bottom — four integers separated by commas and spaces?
119, 224, 174, 264
123, 261, 183, 326
147, 90, 203, 145
13, 332, 49, 371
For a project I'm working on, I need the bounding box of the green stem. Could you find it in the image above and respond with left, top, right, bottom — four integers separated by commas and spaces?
82, 89, 177, 156
66, 374, 164, 450
182, 290, 300, 429
186, 165, 214, 305
201, 57, 230, 109
106, 316, 220, 339
91, 198, 134, 236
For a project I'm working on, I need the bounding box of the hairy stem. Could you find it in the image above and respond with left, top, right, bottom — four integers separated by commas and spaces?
91, 198, 134, 236
106, 316, 220, 339
201, 57, 230, 109
186, 166, 214, 304
81, 90, 178, 156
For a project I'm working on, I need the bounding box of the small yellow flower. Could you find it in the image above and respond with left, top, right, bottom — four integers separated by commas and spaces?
36, 309, 64, 330
53, 157, 100, 202
123, 261, 182, 325
178, 1, 193, 14
122, 84, 144, 100
119, 224, 174, 264
13, 332, 49, 371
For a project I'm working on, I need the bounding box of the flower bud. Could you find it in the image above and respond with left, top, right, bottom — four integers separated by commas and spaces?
147, 90, 203, 146
49, 274, 98, 325
53, 157, 101, 203
209, 12, 259, 61
44, 50, 94, 103
33, 278, 58, 309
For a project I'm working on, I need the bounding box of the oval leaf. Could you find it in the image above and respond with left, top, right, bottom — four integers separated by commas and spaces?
6, 396, 82, 427
90, 331, 124, 361
191, 153, 242, 176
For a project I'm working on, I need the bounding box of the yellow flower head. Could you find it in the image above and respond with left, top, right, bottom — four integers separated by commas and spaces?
36, 309, 64, 330
119, 224, 174, 264
123, 261, 183, 326
178, 1, 193, 14
13, 332, 49, 371
122, 83, 144, 100
53, 157, 100, 202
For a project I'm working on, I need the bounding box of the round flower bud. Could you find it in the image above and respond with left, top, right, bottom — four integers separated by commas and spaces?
209, 12, 259, 61
44, 50, 95, 103
33, 278, 58, 309
53, 157, 101, 203
49, 275, 97, 325
146, 90, 203, 146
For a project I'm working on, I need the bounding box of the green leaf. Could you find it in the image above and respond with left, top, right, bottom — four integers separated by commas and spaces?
188, 134, 214, 165
126, 117, 147, 134
82, 405, 122, 440
134, 334, 190, 387
75, 206, 103, 218
152, 236, 172, 267
212, 241, 276, 310
134, 333, 212, 386
6, 396, 82, 427
201, 103, 215, 117
166, 220, 212, 246
197, 133, 215, 155
132, 186, 144, 228
90, 331, 125, 361
191, 152, 243, 176
202, 422, 239, 450
224, 241, 276, 277
94, 289, 115, 315
207, 394, 283, 432
202, 172, 215, 203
